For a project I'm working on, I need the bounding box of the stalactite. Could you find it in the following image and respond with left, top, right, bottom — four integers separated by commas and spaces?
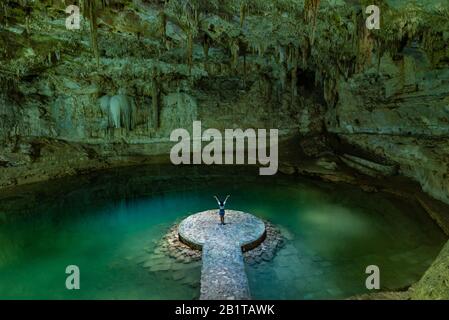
158, 11, 167, 47
101, 0, 110, 8
375, 38, 382, 73
278, 46, 286, 65
264, 74, 272, 102
286, 45, 291, 69
231, 39, 239, 69
291, 45, 299, 105
323, 77, 337, 108
109, 98, 121, 129
352, 8, 373, 74
194, 8, 199, 25
84, 0, 100, 67
277, 44, 288, 97
248, 41, 266, 58
2, 1, 8, 27
151, 68, 159, 129
203, 34, 210, 60
123, 96, 133, 131
240, 1, 247, 29
302, 38, 310, 66
304, 0, 321, 45
242, 53, 247, 88
129, 98, 137, 131
187, 29, 193, 72
24, 4, 31, 35
203, 42, 209, 60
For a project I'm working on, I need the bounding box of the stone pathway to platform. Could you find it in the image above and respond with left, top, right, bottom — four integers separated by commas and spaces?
178, 210, 266, 300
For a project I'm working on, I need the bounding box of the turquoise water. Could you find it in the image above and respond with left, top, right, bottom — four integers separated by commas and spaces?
0, 165, 445, 299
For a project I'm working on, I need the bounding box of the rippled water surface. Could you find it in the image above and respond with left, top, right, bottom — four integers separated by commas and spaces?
0, 165, 445, 299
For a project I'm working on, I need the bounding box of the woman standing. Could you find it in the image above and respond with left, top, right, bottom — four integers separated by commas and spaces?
214, 195, 230, 225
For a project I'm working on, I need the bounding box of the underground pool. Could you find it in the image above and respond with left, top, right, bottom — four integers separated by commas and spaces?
0, 165, 445, 300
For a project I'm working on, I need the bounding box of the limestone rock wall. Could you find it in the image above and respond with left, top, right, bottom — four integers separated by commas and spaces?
0, 0, 305, 187
326, 47, 449, 204
1, 0, 449, 199
320, 1, 449, 205
411, 239, 449, 299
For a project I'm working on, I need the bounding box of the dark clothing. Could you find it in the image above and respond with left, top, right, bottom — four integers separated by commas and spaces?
215, 197, 229, 223
219, 202, 225, 216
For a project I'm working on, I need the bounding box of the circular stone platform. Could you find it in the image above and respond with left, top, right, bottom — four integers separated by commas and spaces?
178, 210, 266, 252
178, 210, 266, 300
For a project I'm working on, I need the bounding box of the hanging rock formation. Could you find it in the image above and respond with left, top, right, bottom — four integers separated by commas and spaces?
0, 1, 448, 200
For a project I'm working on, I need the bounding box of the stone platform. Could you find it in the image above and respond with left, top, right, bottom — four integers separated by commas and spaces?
178, 210, 266, 300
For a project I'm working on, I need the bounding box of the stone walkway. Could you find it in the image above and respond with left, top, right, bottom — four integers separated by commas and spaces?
178, 210, 266, 300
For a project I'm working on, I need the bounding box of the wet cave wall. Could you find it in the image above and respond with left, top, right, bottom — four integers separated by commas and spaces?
0, 0, 448, 206
0, 0, 313, 187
